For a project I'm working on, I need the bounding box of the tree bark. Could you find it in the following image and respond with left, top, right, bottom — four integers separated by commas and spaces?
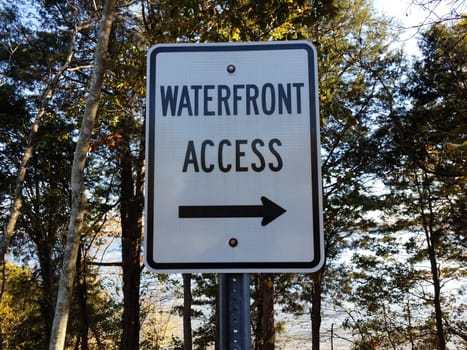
37, 240, 56, 345
119, 133, 144, 350
48, 1, 116, 349
252, 274, 263, 350
261, 274, 275, 350
426, 215, 446, 350
183, 273, 193, 350
417, 171, 446, 350
311, 271, 323, 350
75, 247, 89, 350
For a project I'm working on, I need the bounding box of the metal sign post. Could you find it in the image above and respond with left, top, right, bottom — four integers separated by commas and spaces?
218, 273, 251, 350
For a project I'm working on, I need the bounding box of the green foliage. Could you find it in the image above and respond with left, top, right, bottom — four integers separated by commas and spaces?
317, 0, 400, 221
0, 264, 47, 349
191, 274, 218, 349
0, 85, 30, 191
382, 16, 467, 281
293, 0, 404, 329
142, 0, 337, 43
66, 261, 122, 349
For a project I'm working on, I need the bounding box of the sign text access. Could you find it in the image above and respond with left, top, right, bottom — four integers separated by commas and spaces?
145, 41, 323, 273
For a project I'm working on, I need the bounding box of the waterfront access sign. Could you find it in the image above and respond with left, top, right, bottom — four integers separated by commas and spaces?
145, 41, 324, 273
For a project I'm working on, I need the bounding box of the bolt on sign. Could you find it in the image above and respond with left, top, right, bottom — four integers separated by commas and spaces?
145, 41, 324, 273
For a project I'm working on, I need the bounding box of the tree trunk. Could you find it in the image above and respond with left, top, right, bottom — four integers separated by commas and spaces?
418, 171, 446, 350
119, 134, 144, 350
120, 209, 142, 350
426, 219, 446, 350
252, 274, 263, 350
261, 274, 275, 350
183, 273, 193, 350
311, 271, 323, 350
48, 1, 116, 349
118, 86, 145, 350
251, 274, 276, 349
75, 247, 89, 350
37, 241, 55, 345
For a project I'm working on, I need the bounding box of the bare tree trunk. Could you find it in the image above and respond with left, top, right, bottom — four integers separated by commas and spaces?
426, 215, 446, 350
261, 274, 275, 350
252, 274, 263, 350
311, 271, 323, 350
330, 323, 334, 350
75, 247, 89, 350
48, 1, 116, 349
406, 302, 416, 350
120, 132, 144, 350
183, 273, 193, 350
37, 240, 56, 345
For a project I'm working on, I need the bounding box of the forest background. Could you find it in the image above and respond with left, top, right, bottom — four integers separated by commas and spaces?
0, 0, 465, 349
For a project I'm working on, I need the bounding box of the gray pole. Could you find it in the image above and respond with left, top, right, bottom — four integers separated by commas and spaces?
218, 273, 251, 350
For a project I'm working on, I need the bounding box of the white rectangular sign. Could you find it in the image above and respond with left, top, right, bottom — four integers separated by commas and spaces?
145, 41, 323, 273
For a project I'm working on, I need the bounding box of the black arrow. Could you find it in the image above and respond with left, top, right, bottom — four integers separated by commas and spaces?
179, 196, 286, 226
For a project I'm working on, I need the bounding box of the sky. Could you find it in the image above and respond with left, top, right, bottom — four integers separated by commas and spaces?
372, 0, 466, 56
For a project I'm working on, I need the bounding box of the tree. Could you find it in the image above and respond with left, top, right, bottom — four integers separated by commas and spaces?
141, 0, 336, 43
0, 263, 46, 349
1, 2, 116, 347
94, 8, 147, 348
18, 113, 73, 341
296, 0, 403, 348
368, 17, 467, 350
0, 87, 30, 302
182, 274, 193, 350
48, 0, 116, 348
399, 19, 465, 349
0, 0, 87, 304
251, 274, 275, 350
0, 3, 121, 344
